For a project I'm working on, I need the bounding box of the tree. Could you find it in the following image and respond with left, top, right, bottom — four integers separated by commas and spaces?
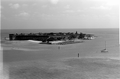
75, 31, 78, 35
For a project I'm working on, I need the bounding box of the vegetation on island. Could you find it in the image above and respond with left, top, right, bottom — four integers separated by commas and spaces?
9, 31, 95, 44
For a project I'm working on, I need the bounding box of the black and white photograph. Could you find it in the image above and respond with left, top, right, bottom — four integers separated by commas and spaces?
0, 0, 120, 79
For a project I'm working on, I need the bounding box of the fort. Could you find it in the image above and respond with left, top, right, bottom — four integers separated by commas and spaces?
9, 31, 95, 43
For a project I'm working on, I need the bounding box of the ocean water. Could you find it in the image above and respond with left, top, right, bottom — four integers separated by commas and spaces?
1, 28, 120, 79
1, 28, 119, 62
1, 28, 119, 40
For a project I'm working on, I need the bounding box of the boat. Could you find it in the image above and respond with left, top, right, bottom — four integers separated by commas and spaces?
101, 41, 108, 53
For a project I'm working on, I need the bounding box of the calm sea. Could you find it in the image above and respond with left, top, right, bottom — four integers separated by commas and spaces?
1, 28, 119, 40
1, 28, 119, 62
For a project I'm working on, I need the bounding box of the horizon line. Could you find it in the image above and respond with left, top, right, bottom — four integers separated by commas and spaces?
1, 28, 119, 30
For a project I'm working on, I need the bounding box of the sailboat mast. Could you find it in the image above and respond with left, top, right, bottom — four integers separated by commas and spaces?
105, 41, 106, 49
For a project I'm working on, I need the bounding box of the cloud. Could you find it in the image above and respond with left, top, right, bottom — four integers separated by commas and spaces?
18, 12, 30, 17
99, 6, 111, 10
22, 4, 28, 7
0, 5, 3, 9
2, 0, 46, 1
65, 5, 70, 9
65, 10, 74, 13
77, 10, 83, 12
0, 5, 3, 17
9, 3, 20, 9
42, 5, 47, 8
0, 10, 1, 17
32, 3, 37, 6
90, 6, 111, 10
105, 2, 118, 6
50, 0, 59, 4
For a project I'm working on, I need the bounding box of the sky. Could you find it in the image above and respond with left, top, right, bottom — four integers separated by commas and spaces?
1, 0, 119, 29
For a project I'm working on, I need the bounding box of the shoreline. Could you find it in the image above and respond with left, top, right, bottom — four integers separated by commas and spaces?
1, 39, 85, 45
40, 40, 84, 45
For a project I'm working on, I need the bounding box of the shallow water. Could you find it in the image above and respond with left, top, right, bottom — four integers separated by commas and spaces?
1, 28, 119, 62
1, 28, 120, 79
4, 58, 120, 79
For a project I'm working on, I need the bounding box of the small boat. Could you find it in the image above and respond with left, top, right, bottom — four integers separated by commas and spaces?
101, 41, 108, 53
101, 48, 108, 53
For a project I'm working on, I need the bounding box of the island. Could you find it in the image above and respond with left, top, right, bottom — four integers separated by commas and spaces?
8, 31, 95, 45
